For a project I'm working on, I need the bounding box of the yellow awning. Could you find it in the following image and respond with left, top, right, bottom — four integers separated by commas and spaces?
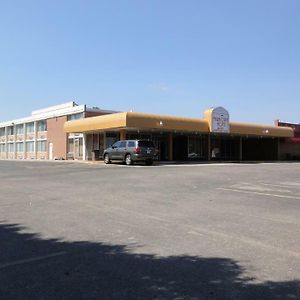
64, 112, 294, 138
64, 112, 210, 134
230, 122, 293, 137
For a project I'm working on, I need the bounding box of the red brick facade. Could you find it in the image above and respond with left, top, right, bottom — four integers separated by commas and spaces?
47, 116, 68, 159
275, 120, 300, 160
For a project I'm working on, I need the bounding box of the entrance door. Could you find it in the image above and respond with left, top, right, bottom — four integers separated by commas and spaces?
173, 136, 188, 160
74, 139, 80, 159
74, 138, 84, 160
152, 134, 168, 161
160, 140, 167, 160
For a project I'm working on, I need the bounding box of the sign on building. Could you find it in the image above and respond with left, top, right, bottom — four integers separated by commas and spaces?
210, 107, 230, 133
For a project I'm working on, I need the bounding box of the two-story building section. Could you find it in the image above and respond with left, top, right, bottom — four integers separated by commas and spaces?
0, 102, 116, 160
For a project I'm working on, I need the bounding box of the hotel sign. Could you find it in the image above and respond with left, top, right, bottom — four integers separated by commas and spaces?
211, 107, 230, 133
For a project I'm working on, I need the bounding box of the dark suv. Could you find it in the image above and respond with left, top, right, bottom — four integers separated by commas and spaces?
103, 140, 156, 165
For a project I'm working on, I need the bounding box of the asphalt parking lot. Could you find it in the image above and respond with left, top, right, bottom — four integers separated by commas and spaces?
0, 160, 299, 299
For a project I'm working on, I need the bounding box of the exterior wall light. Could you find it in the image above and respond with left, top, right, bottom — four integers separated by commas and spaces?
159, 121, 164, 126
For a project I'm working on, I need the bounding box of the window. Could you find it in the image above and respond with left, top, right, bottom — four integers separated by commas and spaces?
26, 122, 34, 133
188, 136, 207, 160
16, 124, 24, 135
26, 141, 34, 152
119, 141, 127, 148
112, 141, 121, 148
128, 141, 136, 147
138, 141, 155, 147
37, 141, 47, 152
67, 113, 83, 121
16, 142, 24, 152
68, 138, 74, 153
106, 132, 118, 148
7, 126, 14, 135
0, 144, 6, 153
0, 128, 5, 137
8, 143, 15, 152
37, 120, 47, 132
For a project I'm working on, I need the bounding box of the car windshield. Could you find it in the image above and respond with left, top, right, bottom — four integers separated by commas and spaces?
138, 141, 155, 147
112, 141, 120, 148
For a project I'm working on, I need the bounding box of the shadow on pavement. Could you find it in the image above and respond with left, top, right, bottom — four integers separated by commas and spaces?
0, 222, 299, 299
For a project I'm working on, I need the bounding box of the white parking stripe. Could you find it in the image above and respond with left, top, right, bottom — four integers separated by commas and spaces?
218, 187, 300, 200
260, 183, 300, 189
0, 251, 67, 270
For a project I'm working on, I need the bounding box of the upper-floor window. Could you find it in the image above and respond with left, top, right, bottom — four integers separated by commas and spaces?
37, 120, 47, 132
67, 113, 83, 121
7, 126, 14, 135
26, 122, 34, 133
0, 128, 5, 137
16, 124, 24, 135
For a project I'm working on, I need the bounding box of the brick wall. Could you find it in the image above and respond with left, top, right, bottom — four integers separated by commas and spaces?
47, 116, 68, 159
276, 121, 300, 160
37, 152, 47, 160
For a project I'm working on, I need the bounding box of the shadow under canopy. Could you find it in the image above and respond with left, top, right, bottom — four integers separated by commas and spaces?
0, 222, 299, 300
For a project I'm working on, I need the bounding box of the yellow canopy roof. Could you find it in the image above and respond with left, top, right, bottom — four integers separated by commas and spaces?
64, 112, 210, 134
64, 112, 294, 138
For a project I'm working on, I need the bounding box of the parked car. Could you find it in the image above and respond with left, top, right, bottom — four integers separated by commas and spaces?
103, 140, 156, 165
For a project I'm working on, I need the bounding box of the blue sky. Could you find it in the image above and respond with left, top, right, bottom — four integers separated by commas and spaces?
0, 0, 299, 124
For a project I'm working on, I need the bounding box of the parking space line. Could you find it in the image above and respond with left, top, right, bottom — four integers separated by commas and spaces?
217, 187, 300, 200
260, 183, 300, 189
0, 251, 68, 270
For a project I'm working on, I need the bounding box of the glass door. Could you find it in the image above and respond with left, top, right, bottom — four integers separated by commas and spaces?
74, 138, 83, 160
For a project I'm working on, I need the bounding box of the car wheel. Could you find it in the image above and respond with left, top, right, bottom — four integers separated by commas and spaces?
125, 154, 133, 165
104, 154, 111, 164
146, 159, 153, 166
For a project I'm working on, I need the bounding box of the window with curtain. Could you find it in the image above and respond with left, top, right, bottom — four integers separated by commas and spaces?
0, 144, 6, 153
16, 142, 24, 152
26, 141, 34, 152
37, 120, 47, 132
7, 126, 14, 135
16, 124, 24, 135
26, 122, 35, 133
37, 141, 47, 152
8, 143, 15, 152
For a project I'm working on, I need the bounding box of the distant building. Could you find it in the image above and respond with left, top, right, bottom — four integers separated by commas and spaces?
275, 120, 300, 160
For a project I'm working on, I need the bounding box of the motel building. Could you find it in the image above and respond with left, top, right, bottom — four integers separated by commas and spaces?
0, 101, 296, 162
0, 102, 116, 161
